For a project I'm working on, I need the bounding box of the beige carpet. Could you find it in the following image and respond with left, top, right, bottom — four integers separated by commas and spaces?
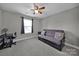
62, 45, 79, 56
0, 38, 72, 56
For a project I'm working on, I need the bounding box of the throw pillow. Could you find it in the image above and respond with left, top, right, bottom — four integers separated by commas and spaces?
54, 32, 64, 40
41, 31, 45, 36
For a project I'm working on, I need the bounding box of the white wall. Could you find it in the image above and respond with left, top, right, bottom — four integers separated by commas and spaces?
0, 10, 2, 32
41, 6, 79, 46
1, 11, 40, 39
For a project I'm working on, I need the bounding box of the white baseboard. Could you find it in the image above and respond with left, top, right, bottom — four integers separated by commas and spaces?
13, 35, 37, 42
65, 43, 79, 50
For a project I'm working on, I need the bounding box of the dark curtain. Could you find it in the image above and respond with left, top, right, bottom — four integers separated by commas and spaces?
32, 19, 33, 33
21, 17, 24, 34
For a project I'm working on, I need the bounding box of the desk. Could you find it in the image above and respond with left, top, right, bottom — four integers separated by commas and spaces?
0, 33, 16, 50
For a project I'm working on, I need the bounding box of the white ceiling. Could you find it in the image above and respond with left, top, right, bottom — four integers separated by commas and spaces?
0, 3, 79, 18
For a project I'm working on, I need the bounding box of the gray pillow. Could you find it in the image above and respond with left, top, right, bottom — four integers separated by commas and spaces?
54, 32, 64, 40
41, 31, 45, 36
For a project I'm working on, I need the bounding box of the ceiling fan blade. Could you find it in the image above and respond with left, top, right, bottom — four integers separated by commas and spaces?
35, 6, 38, 10
38, 11, 42, 14
39, 7, 45, 10
33, 12, 35, 14
34, 3, 39, 10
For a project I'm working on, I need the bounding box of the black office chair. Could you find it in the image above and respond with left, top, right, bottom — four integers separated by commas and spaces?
11, 32, 17, 45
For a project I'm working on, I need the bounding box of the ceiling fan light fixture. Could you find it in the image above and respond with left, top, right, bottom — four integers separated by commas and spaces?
31, 3, 45, 15
35, 10, 38, 13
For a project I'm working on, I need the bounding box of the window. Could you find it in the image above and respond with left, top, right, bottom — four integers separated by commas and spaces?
23, 18, 32, 33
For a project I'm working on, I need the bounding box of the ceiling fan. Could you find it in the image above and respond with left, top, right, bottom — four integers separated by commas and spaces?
31, 3, 45, 15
